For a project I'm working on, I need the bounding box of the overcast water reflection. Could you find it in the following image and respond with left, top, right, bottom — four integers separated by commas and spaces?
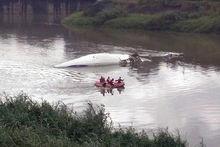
0, 24, 220, 147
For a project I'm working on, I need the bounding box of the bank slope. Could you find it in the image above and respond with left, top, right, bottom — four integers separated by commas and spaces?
63, 0, 220, 33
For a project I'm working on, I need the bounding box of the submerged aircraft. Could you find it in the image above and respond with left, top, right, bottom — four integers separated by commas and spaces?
54, 53, 149, 68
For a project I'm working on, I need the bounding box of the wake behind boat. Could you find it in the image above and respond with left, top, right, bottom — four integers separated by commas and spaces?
54, 53, 148, 68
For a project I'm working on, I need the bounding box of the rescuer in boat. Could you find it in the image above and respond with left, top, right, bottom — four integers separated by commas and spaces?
116, 77, 123, 83
106, 77, 110, 83
109, 78, 114, 86
100, 76, 107, 87
100, 76, 105, 83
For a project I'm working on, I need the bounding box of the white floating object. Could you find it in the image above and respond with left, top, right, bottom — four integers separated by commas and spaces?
54, 53, 130, 68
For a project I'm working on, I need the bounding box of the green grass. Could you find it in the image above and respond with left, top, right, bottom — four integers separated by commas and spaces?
62, 12, 98, 27
0, 93, 187, 147
63, 6, 127, 27
63, 11, 188, 31
62, 0, 220, 33
63, 11, 220, 33
104, 12, 187, 30
172, 15, 220, 33
104, 14, 156, 29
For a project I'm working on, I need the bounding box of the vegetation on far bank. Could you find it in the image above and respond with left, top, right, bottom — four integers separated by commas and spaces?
0, 93, 187, 147
62, 0, 220, 33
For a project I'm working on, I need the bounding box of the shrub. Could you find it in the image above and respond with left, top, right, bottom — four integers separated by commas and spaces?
62, 12, 97, 27
172, 15, 220, 33
104, 14, 155, 29
83, 0, 114, 17
104, 12, 188, 30
0, 93, 187, 147
94, 7, 127, 25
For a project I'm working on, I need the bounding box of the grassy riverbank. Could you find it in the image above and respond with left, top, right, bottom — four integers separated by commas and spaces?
63, 0, 220, 33
0, 93, 187, 146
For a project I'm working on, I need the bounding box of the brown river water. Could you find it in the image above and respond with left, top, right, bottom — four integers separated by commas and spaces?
0, 23, 220, 146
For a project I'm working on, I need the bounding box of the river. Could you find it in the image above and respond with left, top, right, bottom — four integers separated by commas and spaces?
0, 22, 220, 146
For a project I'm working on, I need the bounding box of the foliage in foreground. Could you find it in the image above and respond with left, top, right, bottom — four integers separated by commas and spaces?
0, 93, 187, 147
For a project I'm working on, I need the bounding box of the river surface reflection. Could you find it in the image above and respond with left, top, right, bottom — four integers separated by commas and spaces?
0, 24, 220, 147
